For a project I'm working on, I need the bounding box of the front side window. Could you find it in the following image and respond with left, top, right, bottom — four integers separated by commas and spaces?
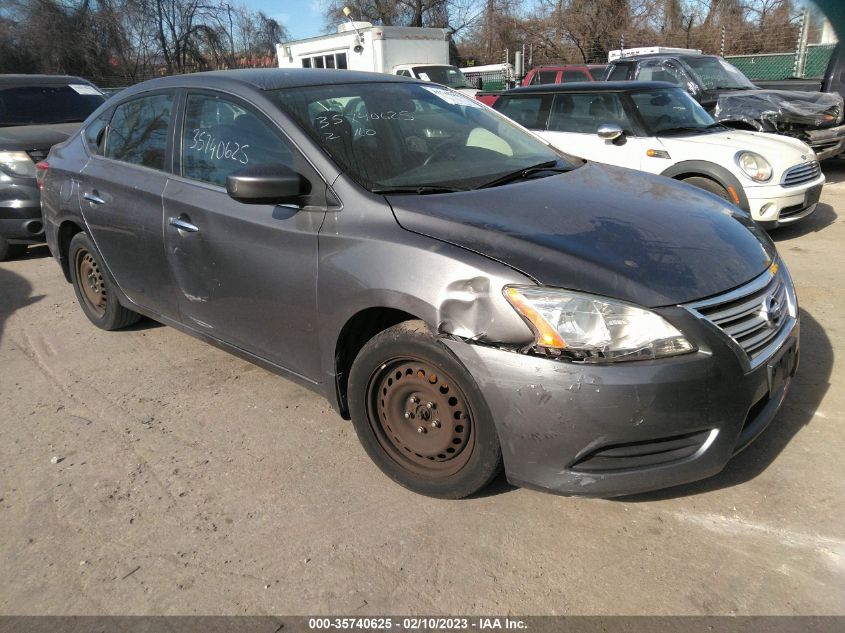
182, 93, 293, 187
275, 82, 571, 191
548, 93, 632, 134
562, 70, 588, 82
412, 66, 472, 89
538, 70, 559, 84
634, 60, 689, 87
106, 93, 173, 169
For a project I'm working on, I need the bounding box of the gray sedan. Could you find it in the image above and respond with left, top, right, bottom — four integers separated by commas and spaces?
39, 69, 798, 498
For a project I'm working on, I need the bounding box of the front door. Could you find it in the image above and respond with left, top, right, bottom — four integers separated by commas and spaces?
78, 91, 179, 318
162, 91, 326, 381
540, 92, 645, 169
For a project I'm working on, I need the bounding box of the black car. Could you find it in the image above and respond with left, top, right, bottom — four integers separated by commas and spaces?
604, 52, 845, 160
40, 70, 798, 499
0, 75, 105, 260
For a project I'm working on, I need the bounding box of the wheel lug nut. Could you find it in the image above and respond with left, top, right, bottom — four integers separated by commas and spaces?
426, 402, 434, 409
404, 412, 411, 419
410, 396, 419, 404
431, 420, 440, 429
417, 426, 426, 434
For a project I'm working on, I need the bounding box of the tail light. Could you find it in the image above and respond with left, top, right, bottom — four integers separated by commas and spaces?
35, 161, 49, 190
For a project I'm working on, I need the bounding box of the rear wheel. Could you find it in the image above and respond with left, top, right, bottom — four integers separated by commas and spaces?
348, 320, 502, 499
0, 236, 27, 261
682, 176, 731, 203
68, 232, 141, 330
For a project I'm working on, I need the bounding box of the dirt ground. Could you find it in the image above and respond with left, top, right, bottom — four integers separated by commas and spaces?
1, 164, 844, 616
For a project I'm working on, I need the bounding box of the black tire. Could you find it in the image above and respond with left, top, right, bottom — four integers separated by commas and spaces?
68, 232, 141, 331
0, 236, 27, 261
682, 176, 731, 203
348, 320, 503, 499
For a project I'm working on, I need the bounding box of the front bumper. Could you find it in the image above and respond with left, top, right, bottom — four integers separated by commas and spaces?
443, 307, 799, 497
801, 124, 845, 161
745, 176, 824, 228
0, 176, 44, 244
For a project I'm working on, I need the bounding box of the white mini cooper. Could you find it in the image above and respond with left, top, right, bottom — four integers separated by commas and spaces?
493, 80, 824, 228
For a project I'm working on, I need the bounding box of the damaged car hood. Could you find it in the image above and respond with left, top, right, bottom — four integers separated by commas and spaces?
710, 88, 843, 128
387, 162, 776, 308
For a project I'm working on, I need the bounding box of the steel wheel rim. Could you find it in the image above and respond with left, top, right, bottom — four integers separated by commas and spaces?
76, 250, 107, 317
366, 358, 475, 478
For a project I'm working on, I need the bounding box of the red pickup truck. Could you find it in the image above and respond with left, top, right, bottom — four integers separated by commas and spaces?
476, 64, 607, 106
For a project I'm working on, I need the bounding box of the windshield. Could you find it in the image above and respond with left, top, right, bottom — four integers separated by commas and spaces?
274, 82, 572, 191
682, 56, 757, 91
412, 66, 472, 89
0, 84, 105, 126
630, 87, 719, 135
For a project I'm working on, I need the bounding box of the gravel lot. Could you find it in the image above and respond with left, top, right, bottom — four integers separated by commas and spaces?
1, 163, 843, 615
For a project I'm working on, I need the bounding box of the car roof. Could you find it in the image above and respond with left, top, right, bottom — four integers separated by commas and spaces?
0, 74, 94, 86
116, 68, 417, 97
501, 80, 679, 95
611, 53, 713, 63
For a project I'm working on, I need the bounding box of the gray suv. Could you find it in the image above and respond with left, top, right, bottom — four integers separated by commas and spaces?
39, 70, 799, 499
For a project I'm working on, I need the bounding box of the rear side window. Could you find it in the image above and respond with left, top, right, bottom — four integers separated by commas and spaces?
547, 93, 632, 134
106, 93, 173, 170
496, 96, 548, 129
607, 64, 631, 81
182, 93, 293, 187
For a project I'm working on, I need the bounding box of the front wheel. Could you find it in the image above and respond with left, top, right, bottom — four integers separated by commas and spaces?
348, 320, 503, 499
682, 176, 731, 203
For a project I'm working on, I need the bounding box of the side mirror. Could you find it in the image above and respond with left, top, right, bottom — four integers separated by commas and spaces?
226, 164, 310, 205
597, 123, 623, 140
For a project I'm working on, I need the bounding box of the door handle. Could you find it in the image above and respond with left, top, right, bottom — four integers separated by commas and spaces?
83, 192, 105, 205
169, 217, 199, 233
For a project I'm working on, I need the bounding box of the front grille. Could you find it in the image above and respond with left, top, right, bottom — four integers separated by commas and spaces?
782, 160, 821, 187
685, 266, 795, 368
25, 149, 48, 163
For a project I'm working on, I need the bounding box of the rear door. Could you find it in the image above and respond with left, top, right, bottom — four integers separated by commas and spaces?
162, 90, 326, 380
540, 92, 644, 168
78, 90, 179, 318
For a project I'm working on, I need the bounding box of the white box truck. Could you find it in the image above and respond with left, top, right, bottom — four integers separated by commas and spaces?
276, 22, 476, 94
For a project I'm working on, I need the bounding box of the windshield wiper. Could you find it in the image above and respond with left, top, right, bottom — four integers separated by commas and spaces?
657, 124, 722, 135
476, 160, 570, 189
372, 185, 468, 195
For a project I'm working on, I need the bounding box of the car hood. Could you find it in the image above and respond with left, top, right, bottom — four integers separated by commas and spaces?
661, 128, 811, 159
0, 123, 81, 151
706, 88, 843, 128
387, 162, 776, 308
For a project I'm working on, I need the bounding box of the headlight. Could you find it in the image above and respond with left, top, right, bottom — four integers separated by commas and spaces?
736, 151, 772, 182
0, 151, 37, 178
504, 286, 695, 362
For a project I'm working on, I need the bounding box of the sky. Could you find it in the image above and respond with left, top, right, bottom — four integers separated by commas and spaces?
247, 0, 329, 41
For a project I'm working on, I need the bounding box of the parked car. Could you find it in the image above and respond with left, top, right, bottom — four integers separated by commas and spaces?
494, 81, 824, 228
603, 50, 845, 160
40, 69, 798, 499
0, 74, 105, 260
476, 64, 607, 107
